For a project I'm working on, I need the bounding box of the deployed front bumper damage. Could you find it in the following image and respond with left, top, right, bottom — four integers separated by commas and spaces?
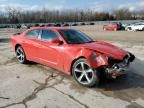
89, 51, 135, 79
105, 53, 135, 79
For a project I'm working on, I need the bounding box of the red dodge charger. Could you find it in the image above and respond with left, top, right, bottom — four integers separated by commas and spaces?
10, 27, 135, 87
103, 23, 121, 31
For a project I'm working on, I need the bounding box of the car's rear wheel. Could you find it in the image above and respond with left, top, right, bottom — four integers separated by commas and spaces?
114, 28, 117, 31
72, 58, 99, 87
16, 46, 27, 64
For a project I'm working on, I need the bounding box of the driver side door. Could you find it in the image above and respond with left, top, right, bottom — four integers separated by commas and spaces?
38, 30, 63, 69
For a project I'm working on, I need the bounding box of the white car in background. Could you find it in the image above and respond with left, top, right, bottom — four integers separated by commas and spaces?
21, 24, 28, 29
125, 23, 144, 31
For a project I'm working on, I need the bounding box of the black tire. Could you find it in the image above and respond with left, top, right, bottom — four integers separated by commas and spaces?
15, 46, 27, 64
128, 27, 132, 31
72, 58, 99, 87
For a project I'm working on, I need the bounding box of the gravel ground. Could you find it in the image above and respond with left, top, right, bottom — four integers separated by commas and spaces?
0, 26, 144, 108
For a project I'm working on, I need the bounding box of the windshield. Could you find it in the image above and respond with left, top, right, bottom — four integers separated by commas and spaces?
58, 29, 94, 44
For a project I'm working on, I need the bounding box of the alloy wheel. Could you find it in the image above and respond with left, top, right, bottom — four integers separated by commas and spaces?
73, 61, 94, 85
16, 47, 25, 63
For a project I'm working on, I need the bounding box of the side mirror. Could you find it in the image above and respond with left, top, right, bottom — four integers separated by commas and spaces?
51, 38, 63, 45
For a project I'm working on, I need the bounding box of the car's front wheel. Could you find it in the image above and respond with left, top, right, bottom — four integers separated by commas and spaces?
127, 27, 132, 31
103, 27, 106, 31
72, 58, 99, 87
15, 46, 27, 64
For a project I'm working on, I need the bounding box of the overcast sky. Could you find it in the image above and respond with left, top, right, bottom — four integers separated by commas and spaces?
0, 0, 144, 12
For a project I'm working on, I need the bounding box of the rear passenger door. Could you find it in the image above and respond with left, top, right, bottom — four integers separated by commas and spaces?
23, 29, 41, 61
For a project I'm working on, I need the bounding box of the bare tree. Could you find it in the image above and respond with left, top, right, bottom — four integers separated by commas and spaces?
113, 8, 133, 20
0, 6, 144, 24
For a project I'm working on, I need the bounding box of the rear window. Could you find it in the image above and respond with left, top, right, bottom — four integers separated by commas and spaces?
26, 30, 40, 39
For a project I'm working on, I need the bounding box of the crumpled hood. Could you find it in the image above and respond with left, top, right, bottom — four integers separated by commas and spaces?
81, 41, 128, 60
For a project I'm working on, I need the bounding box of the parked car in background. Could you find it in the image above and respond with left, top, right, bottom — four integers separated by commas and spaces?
54, 23, 61, 27
40, 24, 46, 27
89, 22, 95, 25
21, 24, 28, 29
62, 23, 69, 27
16, 24, 21, 29
34, 24, 40, 27
125, 23, 144, 31
10, 27, 135, 87
47, 23, 54, 27
0, 25, 7, 28
80, 22, 86, 26
72, 23, 78, 26
27, 24, 33, 29
103, 22, 122, 31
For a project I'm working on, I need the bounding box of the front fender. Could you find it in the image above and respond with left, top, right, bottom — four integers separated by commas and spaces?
75, 48, 109, 69
64, 48, 91, 74
88, 52, 108, 69
65, 48, 108, 74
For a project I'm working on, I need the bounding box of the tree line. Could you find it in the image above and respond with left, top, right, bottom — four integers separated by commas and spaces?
0, 7, 144, 24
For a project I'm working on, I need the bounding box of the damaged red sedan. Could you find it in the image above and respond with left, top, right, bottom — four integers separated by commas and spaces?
10, 27, 135, 87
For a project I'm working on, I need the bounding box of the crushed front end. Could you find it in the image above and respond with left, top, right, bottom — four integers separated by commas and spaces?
105, 53, 135, 79
89, 51, 135, 79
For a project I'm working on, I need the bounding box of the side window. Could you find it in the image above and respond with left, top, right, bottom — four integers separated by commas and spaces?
41, 30, 59, 42
26, 30, 40, 39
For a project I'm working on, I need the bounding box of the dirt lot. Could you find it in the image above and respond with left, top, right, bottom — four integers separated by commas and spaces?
0, 25, 144, 108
